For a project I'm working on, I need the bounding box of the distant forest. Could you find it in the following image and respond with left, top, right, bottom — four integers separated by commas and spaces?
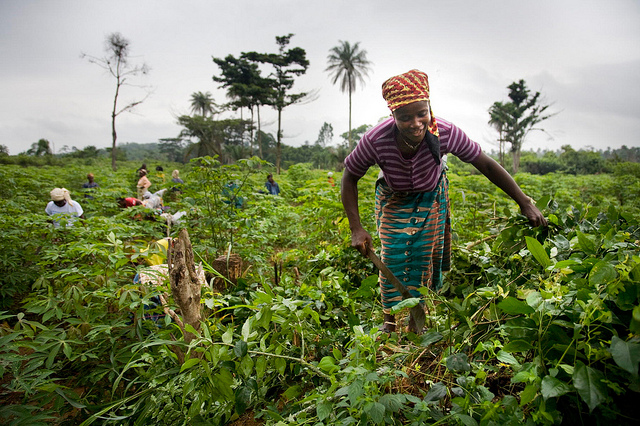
2, 138, 640, 176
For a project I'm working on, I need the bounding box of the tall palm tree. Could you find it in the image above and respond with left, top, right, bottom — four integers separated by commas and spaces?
325, 41, 372, 148
190, 91, 216, 117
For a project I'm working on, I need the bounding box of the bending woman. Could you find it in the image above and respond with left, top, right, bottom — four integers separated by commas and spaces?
341, 69, 546, 333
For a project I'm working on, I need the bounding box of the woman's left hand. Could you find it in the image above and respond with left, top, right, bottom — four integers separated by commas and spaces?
520, 201, 547, 227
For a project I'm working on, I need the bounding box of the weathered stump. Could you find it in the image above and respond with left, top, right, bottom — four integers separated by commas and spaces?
169, 229, 202, 344
211, 253, 243, 293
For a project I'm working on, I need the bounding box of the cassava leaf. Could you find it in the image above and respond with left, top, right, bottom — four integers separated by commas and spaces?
526, 236, 552, 268
498, 297, 535, 315
541, 375, 571, 400
573, 361, 608, 412
610, 336, 640, 376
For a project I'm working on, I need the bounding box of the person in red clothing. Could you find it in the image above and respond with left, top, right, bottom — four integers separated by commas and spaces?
117, 197, 143, 208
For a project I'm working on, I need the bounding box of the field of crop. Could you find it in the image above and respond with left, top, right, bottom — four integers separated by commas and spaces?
0, 156, 639, 425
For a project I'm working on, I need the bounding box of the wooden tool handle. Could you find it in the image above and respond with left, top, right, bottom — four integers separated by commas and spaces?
366, 247, 412, 300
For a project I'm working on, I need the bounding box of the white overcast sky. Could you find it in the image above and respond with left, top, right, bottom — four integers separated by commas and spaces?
1, 0, 639, 156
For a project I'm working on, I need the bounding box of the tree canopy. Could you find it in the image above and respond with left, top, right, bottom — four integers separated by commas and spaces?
326, 40, 371, 148
243, 34, 311, 174
488, 80, 554, 173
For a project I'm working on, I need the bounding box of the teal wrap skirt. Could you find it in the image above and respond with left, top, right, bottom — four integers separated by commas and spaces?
374, 172, 451, 313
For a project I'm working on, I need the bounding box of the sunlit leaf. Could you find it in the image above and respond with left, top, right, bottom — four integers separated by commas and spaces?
525, 236, 552, 269
589, 260, 617, 286
496, 350, 520, 366
318, 356, 339, 374
498, 297, 535, 315
180, 357, 200, 372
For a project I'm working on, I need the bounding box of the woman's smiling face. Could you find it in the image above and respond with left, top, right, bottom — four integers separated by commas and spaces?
392, 101, 431, 143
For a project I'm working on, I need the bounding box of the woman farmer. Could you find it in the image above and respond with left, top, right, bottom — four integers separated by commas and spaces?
137, 169, 152, 199
341, 69, 546, 333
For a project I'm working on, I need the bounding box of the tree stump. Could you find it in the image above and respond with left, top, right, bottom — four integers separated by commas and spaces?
211, 253, 243, 293
169, 228, 202, 344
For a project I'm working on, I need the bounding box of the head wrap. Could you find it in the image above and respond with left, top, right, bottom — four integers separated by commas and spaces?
381, 69, 439, 138
50, 188, 73, 206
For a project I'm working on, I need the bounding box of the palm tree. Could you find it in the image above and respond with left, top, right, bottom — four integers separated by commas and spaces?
488, 101, 511, 167
325, 41, 372, 148
190, 91, 216, 117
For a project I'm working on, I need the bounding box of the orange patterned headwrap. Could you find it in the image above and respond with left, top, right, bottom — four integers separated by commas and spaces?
382, 69, 439, 137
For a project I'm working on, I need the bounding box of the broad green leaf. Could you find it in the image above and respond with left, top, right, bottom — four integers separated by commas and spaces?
255, 356, 267, 379
610, 336, 640, 376
318, 356, 339, 374
348, 379, 364, 403
241, 318, 253, 340
54, 388, 86, 409
180, 357, 200, 372
446, 353, 471, 372
214, 368, 234, 400
573, 361, 608, 412
525, 236, 552, 268
502, 340, 534, 353
317, 401, 332, 421
222, 327, 233, 344
520, 383, 538, 406
419, 331, 443, 347
234, 340, 248, 358
576, 231, 596, 255
235, 385, 252, 415
390, 297, 421, 313
496, 350, 520, 366
589, 260, 618, 286
239, 354, 253, 377
282, 384, 302, 399
498, 297, 535, 315
476, 385, 494, 402
364, 401, 385, 424
184, 323, 199, 335
332, 347, 343, 360
275, 357, 286, 375
503, 317, 538, 340
455, 414, 478, 426
541, 375, 571, 400
424, 382, 448, 401
378, 394, 405, 412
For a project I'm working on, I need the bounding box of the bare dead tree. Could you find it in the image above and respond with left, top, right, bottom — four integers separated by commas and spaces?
82, 32, 150, 171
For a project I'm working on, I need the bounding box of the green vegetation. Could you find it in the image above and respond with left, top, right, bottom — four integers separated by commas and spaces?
0, 156, 638, 425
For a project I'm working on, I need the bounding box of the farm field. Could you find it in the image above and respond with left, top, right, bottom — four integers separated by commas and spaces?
0, 157, 639, 425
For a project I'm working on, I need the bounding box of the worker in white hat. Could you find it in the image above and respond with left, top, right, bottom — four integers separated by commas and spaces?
45, 188, 84, 227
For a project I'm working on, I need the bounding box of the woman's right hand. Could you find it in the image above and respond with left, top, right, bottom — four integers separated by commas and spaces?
351, 227, 373, 256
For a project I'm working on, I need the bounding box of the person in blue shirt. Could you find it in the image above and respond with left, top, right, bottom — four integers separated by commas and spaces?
265, 174, 280, 195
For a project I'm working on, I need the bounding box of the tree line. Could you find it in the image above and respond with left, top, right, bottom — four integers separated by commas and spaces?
9, 31, 634, 177
5, 134, 640, 178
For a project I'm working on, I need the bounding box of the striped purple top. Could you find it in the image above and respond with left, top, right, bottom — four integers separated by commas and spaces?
344, 116, 482, 192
